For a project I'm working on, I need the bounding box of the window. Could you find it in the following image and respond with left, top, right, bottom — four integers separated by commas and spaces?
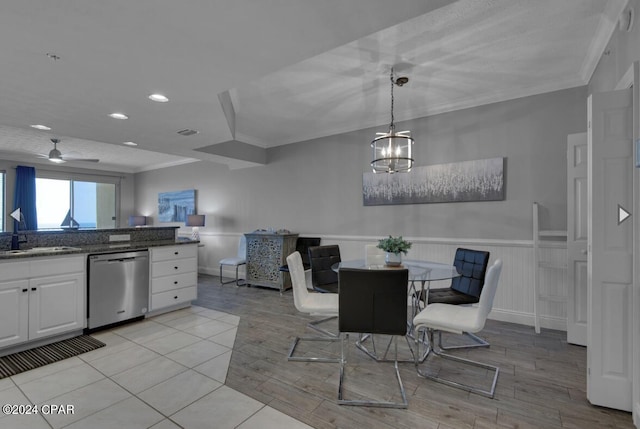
35, 176, 118, 229
0, 171, 5, 232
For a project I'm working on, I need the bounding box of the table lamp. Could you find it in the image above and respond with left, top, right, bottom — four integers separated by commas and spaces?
186, 214, 205, 240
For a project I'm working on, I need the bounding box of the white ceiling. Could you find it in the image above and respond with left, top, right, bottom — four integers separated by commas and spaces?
0, 0, 628, 173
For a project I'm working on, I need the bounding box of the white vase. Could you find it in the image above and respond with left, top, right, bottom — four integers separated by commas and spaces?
385, 252, 402, 267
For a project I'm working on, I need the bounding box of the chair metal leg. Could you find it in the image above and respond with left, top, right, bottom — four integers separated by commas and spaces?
219, 264, 247, 286
287, 336, 340, 363
287, 316, 340, 362
338, 334, 408, 408
308, 316, 339, 338
414, 329, 499, 398
438, 330, 490, 350
356, 333, 416, 363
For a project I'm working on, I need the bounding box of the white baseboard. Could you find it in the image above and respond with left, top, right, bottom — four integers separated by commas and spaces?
489, 308, 567, 332
202, 266, 247, 280
199, 266, 218, 276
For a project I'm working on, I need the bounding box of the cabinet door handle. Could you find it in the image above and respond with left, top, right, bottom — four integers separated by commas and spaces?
31, 287, 37, 291
174, 266, 179, 270
174, 251, 179, 255
174, 296, 178, 299
174, 281, 178, 285
22, 288, 28, 293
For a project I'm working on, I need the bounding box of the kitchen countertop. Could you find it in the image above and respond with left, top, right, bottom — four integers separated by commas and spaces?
0, 237, 198, 260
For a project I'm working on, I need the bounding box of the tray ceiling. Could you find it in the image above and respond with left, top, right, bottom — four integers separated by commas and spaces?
0, 0, 627, 172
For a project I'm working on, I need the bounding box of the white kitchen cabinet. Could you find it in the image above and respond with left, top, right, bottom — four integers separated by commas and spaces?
0, 279, 30, 348
0, 255, 86, 351
150, 244, 197, 312
28, 272, 85, 340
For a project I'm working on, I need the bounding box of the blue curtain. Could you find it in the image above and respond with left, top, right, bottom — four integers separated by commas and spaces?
13, 165, 38, 230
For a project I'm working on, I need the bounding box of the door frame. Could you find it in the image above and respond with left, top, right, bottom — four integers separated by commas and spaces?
615, 61, 639, 427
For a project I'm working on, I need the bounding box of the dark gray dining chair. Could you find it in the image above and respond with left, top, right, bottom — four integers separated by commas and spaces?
337, 267, 409, 408
308, 245, 341, 293
278, 237, 321, 273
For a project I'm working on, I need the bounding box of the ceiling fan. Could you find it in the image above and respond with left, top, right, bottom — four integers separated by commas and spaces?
39, 138, 100, 163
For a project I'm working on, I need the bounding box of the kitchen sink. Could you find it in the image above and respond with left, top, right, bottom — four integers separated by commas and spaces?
1, 246, 82, 256
2, 249, 28, 255
25, 246, 82, 252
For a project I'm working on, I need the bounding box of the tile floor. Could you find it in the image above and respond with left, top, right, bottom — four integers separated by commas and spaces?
0, 305, 313, 429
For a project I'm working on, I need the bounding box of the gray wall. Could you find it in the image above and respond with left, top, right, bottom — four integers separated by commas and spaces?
135, 86, 586, 241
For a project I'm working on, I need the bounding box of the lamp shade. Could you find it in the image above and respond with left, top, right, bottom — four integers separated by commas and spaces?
186, 214, 205, 227
371, 132, 414, 173
128, 215, 147, 227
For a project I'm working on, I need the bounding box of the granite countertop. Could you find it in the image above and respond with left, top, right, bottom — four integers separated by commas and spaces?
0, 237, 198, 260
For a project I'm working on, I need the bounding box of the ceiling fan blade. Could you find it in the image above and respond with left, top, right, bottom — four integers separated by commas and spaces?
62, 156, 100, 162
62, 157, 100, 163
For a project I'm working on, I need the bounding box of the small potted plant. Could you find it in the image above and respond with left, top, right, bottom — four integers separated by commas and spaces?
377, 235, 412, 266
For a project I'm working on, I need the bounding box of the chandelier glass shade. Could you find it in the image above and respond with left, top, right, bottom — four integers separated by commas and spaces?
371, 68, 415, 173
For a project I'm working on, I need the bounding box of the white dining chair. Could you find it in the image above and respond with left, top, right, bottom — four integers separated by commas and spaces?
413, 259, 503, 398
364, 244, 386, 267
286, 251, 340, 363
219, 235, 247, 286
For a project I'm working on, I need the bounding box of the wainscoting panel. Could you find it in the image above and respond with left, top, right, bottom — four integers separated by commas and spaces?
197, 232, 568, 331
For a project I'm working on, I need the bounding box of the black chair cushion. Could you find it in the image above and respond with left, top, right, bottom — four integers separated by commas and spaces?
308, 245, 341, 293
338, 268, 408, 336
313, 282, 339, 294
421, 248, 490, 304
428, 288, 479, 305
449, 248, 490, 299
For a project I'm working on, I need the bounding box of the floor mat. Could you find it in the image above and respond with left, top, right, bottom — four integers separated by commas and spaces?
0, 335, 105, 379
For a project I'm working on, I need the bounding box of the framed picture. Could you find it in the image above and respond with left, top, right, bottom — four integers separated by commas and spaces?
158, 189, 196, 222
363, 157, 505, 206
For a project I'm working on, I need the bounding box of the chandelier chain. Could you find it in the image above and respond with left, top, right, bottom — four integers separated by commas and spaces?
389, 67, 395, 130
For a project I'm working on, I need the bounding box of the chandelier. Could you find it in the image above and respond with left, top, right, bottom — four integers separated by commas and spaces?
371, 67, 415, 173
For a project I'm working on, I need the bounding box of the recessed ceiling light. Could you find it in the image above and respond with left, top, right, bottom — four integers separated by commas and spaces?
109, 112, 128, 120
30, 124, 51, 130
148, 94, 169, 103
123, 141, 138, 146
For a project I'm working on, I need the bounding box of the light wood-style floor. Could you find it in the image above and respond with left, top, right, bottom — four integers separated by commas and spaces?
195, 275, 634, 429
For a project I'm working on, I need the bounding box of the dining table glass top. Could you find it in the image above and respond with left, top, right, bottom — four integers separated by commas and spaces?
333, 259, 460, 282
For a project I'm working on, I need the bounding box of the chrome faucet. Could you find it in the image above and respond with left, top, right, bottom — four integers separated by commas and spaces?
11, 232, 27, 250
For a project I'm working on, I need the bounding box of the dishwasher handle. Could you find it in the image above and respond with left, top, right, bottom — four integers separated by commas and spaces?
113, 256, 139, 262
93, 256, 147, 265
89, 251, 149, 264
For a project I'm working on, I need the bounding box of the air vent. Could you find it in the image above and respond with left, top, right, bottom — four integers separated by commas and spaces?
177, 129, 199, 136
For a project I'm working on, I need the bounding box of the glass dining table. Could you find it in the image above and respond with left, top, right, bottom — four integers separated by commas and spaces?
332, 259, 460, 362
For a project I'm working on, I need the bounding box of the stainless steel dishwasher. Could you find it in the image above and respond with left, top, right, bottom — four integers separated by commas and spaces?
87, 250, 149, 330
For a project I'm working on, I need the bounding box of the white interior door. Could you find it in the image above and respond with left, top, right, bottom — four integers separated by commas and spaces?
567, 132, 588, 346
587, 88, 634, 411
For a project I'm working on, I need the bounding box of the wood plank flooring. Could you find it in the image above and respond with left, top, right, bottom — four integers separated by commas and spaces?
194, 274, 634, 429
